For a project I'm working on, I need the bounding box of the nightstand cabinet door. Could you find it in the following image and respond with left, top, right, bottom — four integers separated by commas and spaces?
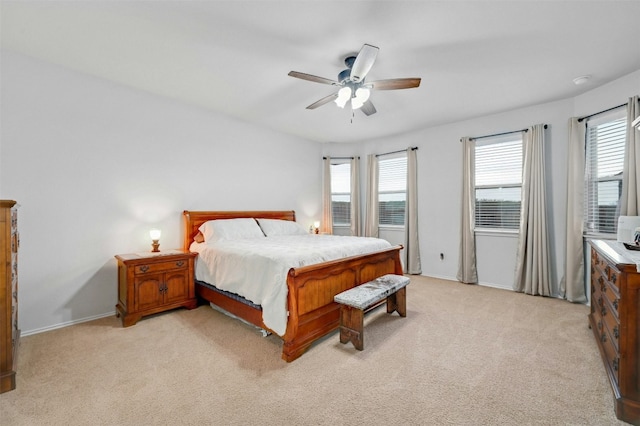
164, 270, 191, 305
115, 251, 197, 327
135, 274, 165, 312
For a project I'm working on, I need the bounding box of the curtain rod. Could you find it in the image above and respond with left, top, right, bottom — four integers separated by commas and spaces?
577, 102, 627, 122
376, 146, 418, 157
322, 156, 359, 160
463, 125, 547, 142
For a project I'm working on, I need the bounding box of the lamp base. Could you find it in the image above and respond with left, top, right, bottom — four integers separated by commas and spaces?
151, 241, 160, 252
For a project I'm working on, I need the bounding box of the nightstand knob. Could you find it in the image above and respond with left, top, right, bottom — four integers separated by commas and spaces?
140, 265, 150, 273
176, 261, 185, 267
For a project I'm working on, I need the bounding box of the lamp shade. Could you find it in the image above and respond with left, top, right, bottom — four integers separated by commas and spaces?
149, 228, 162, 241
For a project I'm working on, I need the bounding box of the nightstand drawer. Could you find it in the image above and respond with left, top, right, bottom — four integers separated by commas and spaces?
134, 259, 188, 275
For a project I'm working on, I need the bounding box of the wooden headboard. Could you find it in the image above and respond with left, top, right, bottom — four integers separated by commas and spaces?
182, 210, 296, 251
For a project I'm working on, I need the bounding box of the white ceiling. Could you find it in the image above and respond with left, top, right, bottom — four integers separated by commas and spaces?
2, 1, 640, 144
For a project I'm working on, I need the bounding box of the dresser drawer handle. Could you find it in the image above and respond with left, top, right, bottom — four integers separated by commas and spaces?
601, 305, 607, 317
597, 320, 602, 330
611, 273, 617, 284
613, 325, 619, 339
601, 333, 607, 343
613, 358, 619, 372
591, 265, 595, 275
176, 261, 185, 267
140, 265, 150, 273
613, 299, 618, 311
604, 265, 610, 276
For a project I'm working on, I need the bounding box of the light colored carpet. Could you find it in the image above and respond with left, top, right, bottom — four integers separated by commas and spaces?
0, 276, 628, 425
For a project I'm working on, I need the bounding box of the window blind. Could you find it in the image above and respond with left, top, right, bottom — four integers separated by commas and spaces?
378, 155, 407, 226
584, 110, 626, 235
474, 135, 523, 230
330, 162, 351, 225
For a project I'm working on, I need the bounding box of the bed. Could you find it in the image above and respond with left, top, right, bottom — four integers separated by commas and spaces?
182, 210, 403, 362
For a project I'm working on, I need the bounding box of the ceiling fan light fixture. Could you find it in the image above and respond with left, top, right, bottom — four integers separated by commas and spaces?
334, 86, 351, 108
355, 87, 370, 103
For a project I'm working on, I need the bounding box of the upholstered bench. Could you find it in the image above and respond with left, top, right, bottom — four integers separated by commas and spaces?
334, 274, 410, 351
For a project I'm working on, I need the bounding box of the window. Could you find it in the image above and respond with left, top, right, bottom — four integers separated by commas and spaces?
584, 109, 626, 236
474, 134, 523, 230
378, 154, 407, 226
330, 162, 351, 226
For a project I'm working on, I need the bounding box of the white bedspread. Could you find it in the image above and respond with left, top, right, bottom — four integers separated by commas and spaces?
190, 235, 392, 336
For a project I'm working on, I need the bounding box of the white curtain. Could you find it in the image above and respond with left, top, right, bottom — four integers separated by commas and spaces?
350, 157, 361, 236
404, 148, 421, 274
514, 125, 551, 296
457, 137, 478, 284
560, 118, 587, 302
620, 96, 640, 215
364, 154, 379, 238
321, 157, 333, 234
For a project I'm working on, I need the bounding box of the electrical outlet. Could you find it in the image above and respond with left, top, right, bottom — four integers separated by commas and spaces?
439, 253, 444, 260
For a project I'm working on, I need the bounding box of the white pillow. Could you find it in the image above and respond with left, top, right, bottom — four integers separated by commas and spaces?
198, 218, 265, 242
256, 218, 308, 237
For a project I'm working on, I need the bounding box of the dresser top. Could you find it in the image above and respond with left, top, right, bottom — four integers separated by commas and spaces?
0, 200, 17, 208
589, 239, 640, 271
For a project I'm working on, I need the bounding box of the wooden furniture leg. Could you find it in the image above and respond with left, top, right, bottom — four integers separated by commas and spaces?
387, 287, 407, 317
339, 306, 364, 351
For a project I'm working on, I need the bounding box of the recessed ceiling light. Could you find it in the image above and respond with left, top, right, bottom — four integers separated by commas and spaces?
573, 75, 591, 85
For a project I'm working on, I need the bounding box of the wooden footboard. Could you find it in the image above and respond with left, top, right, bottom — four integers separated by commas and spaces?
282, 245, 403, 362
183, 210, 403, 362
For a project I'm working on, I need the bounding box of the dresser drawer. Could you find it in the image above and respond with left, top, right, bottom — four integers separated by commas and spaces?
595, 279, 619, 319
134, 259, 188, 275
599, 324, 620, 386
599, 296, 620, 352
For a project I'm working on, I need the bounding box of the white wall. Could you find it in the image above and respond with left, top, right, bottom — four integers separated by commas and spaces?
3, 48, 638, 334
324, 69, 640, 293
1, 51, 322, 334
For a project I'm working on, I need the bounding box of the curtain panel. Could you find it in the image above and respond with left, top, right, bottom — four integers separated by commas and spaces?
514, 125, 551, 296
350, 157, 361, 236
560, 118, 587, 303
405, 148, 421, 274
457, 137, 478, 284
364, 154, 379, 238
321, 157, 333, 234
620, 96, 640, 215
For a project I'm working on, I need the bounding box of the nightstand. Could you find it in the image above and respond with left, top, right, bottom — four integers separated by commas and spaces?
115, 250, 198, 327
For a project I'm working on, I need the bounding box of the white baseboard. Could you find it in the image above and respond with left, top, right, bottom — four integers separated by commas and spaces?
21, 311, 116, 337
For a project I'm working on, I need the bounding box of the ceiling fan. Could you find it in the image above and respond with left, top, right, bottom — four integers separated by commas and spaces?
288, 44, 421, 116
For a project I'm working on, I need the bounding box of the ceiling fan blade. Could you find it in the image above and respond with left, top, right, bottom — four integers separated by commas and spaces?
306, 93, 339, 110
350, 44, 379, 82
368, 78, 421, 90
288, 71, 339, 86
360, 100, 377, 116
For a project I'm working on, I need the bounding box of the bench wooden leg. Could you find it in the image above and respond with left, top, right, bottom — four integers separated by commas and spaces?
339, 306, 364, 351
386, 287, 407, 317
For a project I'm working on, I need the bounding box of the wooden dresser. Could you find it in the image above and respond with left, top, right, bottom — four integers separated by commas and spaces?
589, 239, 640, 425
0, 200, 19, 394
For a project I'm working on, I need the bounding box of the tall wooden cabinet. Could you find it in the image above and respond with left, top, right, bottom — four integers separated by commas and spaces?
589, 239, 640, 425
1, 200, 19, 394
